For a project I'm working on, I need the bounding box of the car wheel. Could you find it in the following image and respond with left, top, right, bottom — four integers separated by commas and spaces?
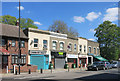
103, 67, 105, 70
96, 68, 98, 71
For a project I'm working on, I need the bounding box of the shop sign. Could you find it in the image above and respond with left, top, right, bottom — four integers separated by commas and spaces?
67, 54, 78, 58
59, 52, 63, 55
29, 50, 46, 55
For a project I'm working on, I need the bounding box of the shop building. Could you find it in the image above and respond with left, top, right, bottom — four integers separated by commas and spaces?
24, 28, 50, 70
49, 32, 67, 69
0, 24, 37, 73
78, 37, 88, 68
87, 40, 107, 64
66, 36, 78, 68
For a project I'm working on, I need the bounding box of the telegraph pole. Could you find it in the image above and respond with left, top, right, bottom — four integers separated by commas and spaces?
18, 0, 21, 74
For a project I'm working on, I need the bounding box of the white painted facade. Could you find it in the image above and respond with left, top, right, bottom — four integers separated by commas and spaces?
28, 28, 50, 64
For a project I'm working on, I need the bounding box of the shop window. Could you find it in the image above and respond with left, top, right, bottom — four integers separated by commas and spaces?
84, 45, 86, 53
21, 41, 25, 48
60, 42, 64, 50
43, 40, 48, 50
45, 56, 49, 64
12, 40, 16, 47
89, 47, 91, 53
34, 38, 38, 48
52, 41, 57, 50
79, 45, 82, 52
2, 56, 8, 64
74, 44, 77, 51
94, 48, 96, 54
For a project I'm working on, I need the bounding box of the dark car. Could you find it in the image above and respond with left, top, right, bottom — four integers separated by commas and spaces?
101, 61, 112, 69
87, 61, 105, 71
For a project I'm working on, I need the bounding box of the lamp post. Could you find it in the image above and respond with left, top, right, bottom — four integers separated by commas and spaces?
18, 0, 21, 74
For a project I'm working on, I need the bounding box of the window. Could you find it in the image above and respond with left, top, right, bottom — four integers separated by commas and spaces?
52, 41, 57, 50
79, 45, 82, 52
21, 41, 25, 48
89, 47, 91, 53
12, 55, 26, 64
74, 44, 77, 51
97, 48, 99, 54
84, 46, 86, 53
34, 38, 38, 47
60, 42, 64, 50
94, 48, 96, 54
68, 43, 72, 51
45, 56, 49, 64
43, 40, 47, 50
12, 40, 16, 47
1, 39, 5, 46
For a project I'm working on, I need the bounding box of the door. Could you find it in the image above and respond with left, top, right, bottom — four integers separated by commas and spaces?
2, 55, 8, 69
45, 55, 49, 69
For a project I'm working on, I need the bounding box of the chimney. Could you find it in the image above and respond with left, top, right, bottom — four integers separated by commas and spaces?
16, 20, 19, 26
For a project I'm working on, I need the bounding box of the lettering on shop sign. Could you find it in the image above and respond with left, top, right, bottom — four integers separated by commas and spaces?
29, 50, 46, 55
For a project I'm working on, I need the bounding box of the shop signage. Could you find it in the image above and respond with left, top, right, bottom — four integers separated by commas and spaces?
29, 50, 46, 55
58, 52, 63, 55
67, 54, 78, 58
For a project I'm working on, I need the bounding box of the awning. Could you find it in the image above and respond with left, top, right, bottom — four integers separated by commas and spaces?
0, 48, 10, 55
93, 56, 108, 61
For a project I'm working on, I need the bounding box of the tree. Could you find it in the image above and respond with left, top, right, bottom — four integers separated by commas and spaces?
0, 15, 38, 29
0, 15, 17, 25
48, 20, 78, 37
94, 21, 120, 61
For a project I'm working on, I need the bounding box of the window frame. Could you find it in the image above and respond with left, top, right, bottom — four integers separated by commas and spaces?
74, 44, 77, 52
88, 47, 91, 53
94, 47, 96, 54
79, 45, 82, 52
68, 43, 72, 52
34, 38, 38, 48
52, 41, 57, 50
84, 45, 86, 53
59, 42, 64, 50
21, 40, 25, 48
43, 40, 48, 50
11, 40, 16, 47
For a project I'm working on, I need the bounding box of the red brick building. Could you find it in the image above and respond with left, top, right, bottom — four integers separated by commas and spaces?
0, 24, 37, 73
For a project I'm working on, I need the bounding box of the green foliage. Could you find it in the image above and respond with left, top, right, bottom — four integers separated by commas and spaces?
94, 21, 120, 61
0, 15, 38, 29
48, 20, 78, 37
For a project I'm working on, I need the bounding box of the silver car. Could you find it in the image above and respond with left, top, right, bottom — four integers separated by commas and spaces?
111, 61, 118, 68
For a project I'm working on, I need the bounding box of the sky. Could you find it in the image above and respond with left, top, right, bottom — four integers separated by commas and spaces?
2, 2, 118, 41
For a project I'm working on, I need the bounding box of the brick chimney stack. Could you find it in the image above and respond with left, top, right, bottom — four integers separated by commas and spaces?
16, 20, 19, 26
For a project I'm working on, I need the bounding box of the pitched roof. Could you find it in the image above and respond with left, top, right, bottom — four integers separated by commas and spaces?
0, 23, 28, 39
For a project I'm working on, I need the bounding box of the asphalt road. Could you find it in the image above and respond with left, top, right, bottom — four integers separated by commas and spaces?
2, 68, 119, 81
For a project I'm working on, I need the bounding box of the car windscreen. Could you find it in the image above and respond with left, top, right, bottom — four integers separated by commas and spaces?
93, 62, 100, 65
112, 62, 117, 64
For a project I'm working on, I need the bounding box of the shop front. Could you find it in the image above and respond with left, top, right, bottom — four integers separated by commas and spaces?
78, 55, 87, 67
29, 50, 49, 70
67, 54, 78, 68
51, 51, 66, 69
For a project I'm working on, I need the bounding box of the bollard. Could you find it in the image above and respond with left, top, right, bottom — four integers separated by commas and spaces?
68, 67, 70, 72
41, 68, 43, 74
28, 69, 31, 74
15, 69, 17, 75
51, 68, 52, 73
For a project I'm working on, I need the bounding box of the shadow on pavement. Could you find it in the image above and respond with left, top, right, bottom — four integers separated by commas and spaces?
74, 73, 120, 81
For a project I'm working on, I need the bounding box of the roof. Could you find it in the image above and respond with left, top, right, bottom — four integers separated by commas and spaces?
0, 23, 28, 39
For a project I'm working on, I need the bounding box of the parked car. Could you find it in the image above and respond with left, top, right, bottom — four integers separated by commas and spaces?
101, 61, 112, 69
111, 61, 118, 68
87, 61, 105, 71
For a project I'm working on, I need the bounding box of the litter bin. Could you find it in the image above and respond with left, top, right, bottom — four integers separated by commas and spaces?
64, 64, 68, 69
72, 64, 76, 68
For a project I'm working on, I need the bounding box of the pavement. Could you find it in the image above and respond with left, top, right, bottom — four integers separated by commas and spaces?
1, 68, 120, 81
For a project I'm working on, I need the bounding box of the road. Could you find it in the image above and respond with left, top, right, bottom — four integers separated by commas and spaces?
2, 68, 119, 81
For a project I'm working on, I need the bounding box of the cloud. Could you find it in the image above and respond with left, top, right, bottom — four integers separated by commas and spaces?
86, 12, 101, 21
89, 28, 96, 33
88, 38, 95, 41
34, 22, 42, 25
73, 16, 85, 23
17, 6, 24, 10
103, 7, 118, 22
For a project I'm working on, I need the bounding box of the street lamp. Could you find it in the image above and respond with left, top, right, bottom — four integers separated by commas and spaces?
18, 0, 21, 74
